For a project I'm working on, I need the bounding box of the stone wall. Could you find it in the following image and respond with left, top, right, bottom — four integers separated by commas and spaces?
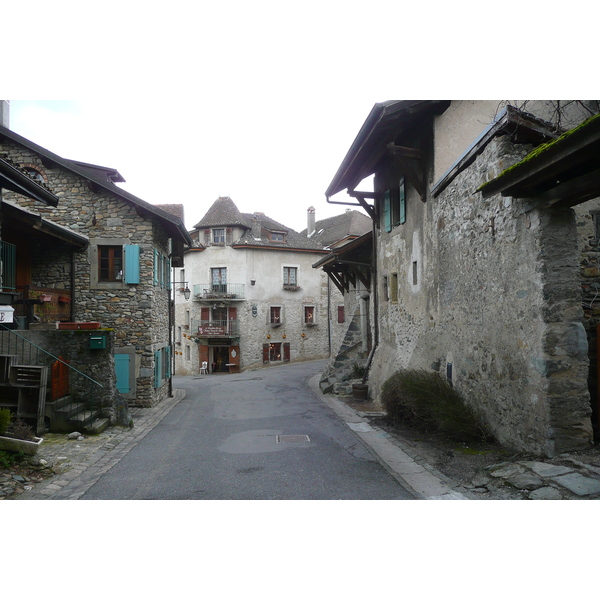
0, 139, 172, 407
368, 134, 593, 456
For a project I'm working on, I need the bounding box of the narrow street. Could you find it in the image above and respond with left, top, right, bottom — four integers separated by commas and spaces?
80, 360, 415, 500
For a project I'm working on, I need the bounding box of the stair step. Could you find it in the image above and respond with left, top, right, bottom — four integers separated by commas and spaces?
87, 418, 110, 434
49, 395, 74, 411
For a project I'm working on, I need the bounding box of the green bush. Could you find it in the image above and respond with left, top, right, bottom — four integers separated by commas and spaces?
381, 369, 489, 442
0, 408, 11, 435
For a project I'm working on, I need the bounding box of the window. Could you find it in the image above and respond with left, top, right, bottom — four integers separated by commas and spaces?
269, 342, 282, 361
99, 246, 123, 281
270, 232, 285, 242
304, 305, 315, 325
211, 267, 227, 293
270, 306, 282, 325
91, 239, 139, 288
177, 326, 182, 344
383, 177, 406, 232
185, 345, 191, 361
390, 273, 398, 303
412, 261, 418, 286
337, 305, 345, 324
283, 266, 298, 288
213, 228, 225, 244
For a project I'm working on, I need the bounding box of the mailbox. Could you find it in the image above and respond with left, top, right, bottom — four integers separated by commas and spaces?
89, 335, 107, 350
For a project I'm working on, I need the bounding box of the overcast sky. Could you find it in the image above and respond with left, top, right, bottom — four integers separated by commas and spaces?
4, 2, 591, 235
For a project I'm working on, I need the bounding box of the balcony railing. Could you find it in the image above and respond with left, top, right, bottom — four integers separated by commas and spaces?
196, 319, 240, 337
0, 241, 16, 293
15, 286, 72, 324
193, 283, 245, 300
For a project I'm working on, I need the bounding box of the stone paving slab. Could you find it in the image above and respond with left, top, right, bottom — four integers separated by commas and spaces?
551, 472, 600, 496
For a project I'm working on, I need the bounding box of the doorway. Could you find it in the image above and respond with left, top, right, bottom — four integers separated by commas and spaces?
212, 346, 230, 372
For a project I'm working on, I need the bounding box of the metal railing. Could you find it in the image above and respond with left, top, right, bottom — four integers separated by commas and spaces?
193, 283, 245, 300
0, 241, 16, 292
195, 319, 240, 337
0, 324, 103, 427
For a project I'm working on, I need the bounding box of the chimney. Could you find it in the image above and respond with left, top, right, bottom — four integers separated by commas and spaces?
307, 206, 315, 237
252, 212, 262, 240
0, 100, 9, 128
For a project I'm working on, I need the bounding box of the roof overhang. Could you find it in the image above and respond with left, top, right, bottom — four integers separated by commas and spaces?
0, 156, 58, 206
1, 200, 89, 248
313, 231, 373, 294
325, 100, 451, 202
480, 112, 600, 210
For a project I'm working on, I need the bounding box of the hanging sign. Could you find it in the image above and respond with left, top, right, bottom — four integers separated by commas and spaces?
0, 305, 14, 324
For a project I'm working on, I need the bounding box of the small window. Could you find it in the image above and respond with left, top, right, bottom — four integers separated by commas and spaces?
270, 232, 285, 242
283, 266, 298, 288
270, 306, 282, 324
383, 178, 406, 232
412, 261, 418, 286
304, 305, 315, 325
213, 229, 225, 244
337, 305, 345, 324
99, 246, 123, 281
185, 345, 191, 361
390, 273, 398, 303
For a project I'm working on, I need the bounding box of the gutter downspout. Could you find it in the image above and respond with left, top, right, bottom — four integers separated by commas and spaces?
362, 219, 378, 386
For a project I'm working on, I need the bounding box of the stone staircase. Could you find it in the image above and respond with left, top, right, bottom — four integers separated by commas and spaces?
320, 311, 369, 394
44, 394, 110, 434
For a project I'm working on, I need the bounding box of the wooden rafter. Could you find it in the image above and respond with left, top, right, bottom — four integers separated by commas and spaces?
387, 143, 426, 201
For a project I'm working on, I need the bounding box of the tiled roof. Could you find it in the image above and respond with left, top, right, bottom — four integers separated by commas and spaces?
237, 213, 325, 251
301, 210, 371, 248
193, 196, 251, 229
154, 203, 185, 221
191, 197, 325, 252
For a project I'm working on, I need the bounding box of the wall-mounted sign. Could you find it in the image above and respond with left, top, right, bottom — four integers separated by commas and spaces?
0, 306, 14, 324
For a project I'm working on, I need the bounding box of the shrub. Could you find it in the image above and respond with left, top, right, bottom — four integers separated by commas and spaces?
5, 418, 36, 441
381, 369, 489, 442
0, 408, 11, 435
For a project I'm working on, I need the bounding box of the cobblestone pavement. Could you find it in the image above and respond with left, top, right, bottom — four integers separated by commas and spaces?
2, 390, 184, 500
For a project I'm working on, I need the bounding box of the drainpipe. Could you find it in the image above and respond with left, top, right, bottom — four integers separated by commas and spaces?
70, 249, 76, 322
362, 220, 378, 386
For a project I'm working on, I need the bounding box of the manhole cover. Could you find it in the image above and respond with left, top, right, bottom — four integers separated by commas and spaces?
276, 435, 310, 443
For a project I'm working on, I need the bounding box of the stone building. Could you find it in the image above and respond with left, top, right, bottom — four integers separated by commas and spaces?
324, 100, 600, 457
0, 121, 192, 408
174, 197, 335, 375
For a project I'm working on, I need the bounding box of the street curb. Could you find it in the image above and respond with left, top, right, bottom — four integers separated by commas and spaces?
308, 374, 473, 500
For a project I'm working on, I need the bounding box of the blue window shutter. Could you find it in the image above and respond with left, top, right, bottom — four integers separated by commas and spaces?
154, 349, 161, 388
166, 259, 172, 290
124, 245, 140, 284
399, 178, 406, 225
115, 354, 130, 394
383, 190, 391, 232
165, 346, 171, 379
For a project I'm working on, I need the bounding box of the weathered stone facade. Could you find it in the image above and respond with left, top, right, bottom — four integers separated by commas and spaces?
325, 101, 599, 457
0, 131, 188, 408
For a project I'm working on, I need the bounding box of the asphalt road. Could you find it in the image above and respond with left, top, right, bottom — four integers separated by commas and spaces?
81, 359, 414, 499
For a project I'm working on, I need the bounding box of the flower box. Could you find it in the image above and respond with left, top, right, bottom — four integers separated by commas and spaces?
58, 322, 101, 330
0, 435, 43, 455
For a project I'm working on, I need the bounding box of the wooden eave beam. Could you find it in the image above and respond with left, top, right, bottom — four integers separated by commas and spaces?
387, 145, 426, 201
386, 144, 422, 159
348, 190, 378, 222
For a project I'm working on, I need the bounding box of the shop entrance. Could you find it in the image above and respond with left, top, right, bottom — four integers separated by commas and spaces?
212, 346, 230, 373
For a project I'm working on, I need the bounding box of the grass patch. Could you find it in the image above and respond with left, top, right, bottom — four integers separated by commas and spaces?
381, 369, 490, 442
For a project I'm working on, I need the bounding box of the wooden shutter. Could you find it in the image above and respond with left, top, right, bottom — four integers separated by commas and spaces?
383, 189, 392, 232
153, 249, 159, 285
226, 227, 233, 245
283, 342, 290, 362
201, 307, 210, 322
165, 346, 171, 379
399, 178, 406, 225
204, 229, 211, 246
154, 349, 162, 388
337, 305, 345, 323
115, 354, 131, 394
124, 245, 141, 284
263, 343, 270, 363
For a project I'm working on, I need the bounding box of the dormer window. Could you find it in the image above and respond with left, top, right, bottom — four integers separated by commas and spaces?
213, 228, 225, 244
270, 232, 285, 242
